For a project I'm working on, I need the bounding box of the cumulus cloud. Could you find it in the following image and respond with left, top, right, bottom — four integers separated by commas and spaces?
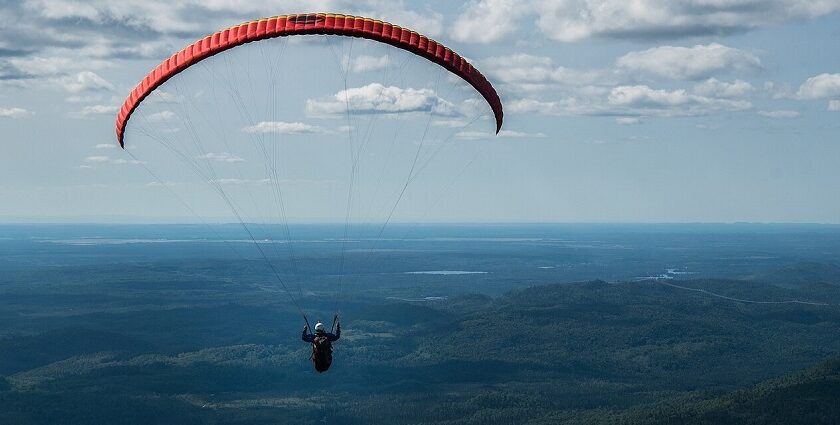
796, 73, 840, 99
506, 97, 602, 116
84, 155, 111, 163
306, 83, 456, 117
199, 152, 244, 163
68, 104, 118, 118
83, 155, 144, 165
617, 44, 761, 80
432, 119, 470, 128
758, 110, 800, 118
533, 0, 840, 42
148, 91, 185, 104
242, 121, 328, 134
482, 54, 609, 90
608, 85, 752, 115
693, 78, 754, 98
1, 55, 115, 92
146, 110, 176, 122
112, 158, 146, 164
451, 0, 524, 43
456, 129, 547, 140
507, 82, 752, 118
761, 81, 796, 99
829, 100, 840, 111
6, 56, 74, 77
0, 107, 31, 118
59, 71, 114, 93
1, 55, 110, 90
66, 94, 106, 104
94, 143, 118, 149
342, 55, 390, 73
616, 117, 641, 125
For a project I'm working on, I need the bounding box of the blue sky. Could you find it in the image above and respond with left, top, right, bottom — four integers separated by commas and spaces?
1, 1, 839, 223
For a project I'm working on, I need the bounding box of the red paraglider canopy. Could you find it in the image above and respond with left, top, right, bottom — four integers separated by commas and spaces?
115, 13, 504, 147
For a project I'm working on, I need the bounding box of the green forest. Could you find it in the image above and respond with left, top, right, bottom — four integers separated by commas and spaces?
2, 266, 840, 424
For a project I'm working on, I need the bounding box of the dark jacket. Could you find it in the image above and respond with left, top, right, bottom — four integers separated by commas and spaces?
302, 324, 340, 343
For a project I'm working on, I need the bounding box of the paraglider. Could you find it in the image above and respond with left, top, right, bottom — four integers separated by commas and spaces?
114, 13, 503, 372
302, 319, 341, 373
115, 13, 503, 146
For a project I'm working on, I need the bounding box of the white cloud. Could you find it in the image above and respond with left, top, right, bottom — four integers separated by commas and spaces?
758, 110, 800, 118
27, 0, 104, 22
0, 107, 31, 118
94, 143, 117, 149
59, 71, 114, 93
1, 54, 115, 90
508, 82, 752, 118
23, 0, 202, 35
66, 94, 105, 104
432, 119, 469, 128
306, 83, 456, 117
693, 78, 754, 98
451, 0, 524, 43
242, 121, 327, 134
69, 104, 118, 118
506, 97, 603, 116
199, 152, 245, 163
482, 54, 609, 90
797, 73, 840, 99
616, 117, 641, 125
609, 85, 751, 113
499, 130, 547, 138
763, 81, 795, 99
83, 155, 144, 165
533, 0, 840, 42
456, 129, 547, 140
7, 56, 74, 77
506, 99, 556, 114
112, 158, 146, 165
617, 44, 761, 80
147, 110, 176, 122
342, 55, 390, 73
829, 100, 840, 111
148, 91, 184, 104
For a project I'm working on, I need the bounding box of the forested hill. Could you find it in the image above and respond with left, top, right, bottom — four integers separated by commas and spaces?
594, 356, 840, 425
3, 264, 840, 424
751, 261, 840, 289
413, 279, 840, 389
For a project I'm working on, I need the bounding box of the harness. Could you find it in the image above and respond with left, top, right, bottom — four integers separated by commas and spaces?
311, 333, 333, 372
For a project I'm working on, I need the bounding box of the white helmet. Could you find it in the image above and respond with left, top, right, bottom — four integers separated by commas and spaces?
314, 322, 325, 333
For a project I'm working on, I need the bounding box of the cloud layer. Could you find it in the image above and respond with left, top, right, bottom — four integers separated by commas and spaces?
451, 0, 840, 43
